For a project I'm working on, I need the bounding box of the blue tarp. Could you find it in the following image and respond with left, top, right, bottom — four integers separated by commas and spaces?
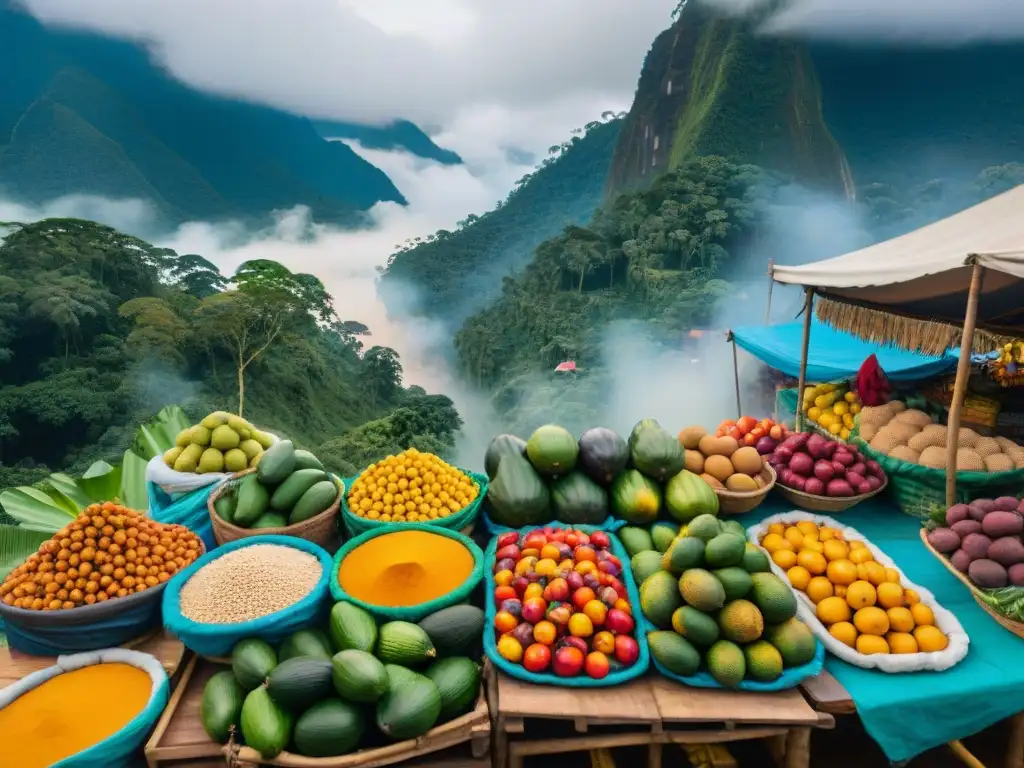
732, 320, 959, 382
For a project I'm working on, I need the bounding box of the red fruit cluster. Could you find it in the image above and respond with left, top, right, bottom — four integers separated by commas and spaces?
492, 527, 640, 679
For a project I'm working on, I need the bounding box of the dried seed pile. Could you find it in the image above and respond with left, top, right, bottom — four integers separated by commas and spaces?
179, 544, 321, 624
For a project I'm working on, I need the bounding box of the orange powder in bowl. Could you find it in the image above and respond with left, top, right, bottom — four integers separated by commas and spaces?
338, 530, 475, 607
0, 662, 152, 768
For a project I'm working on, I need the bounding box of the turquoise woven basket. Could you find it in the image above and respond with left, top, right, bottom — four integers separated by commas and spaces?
483, 525, 651, 687
482, 511, 627, 535
330, 523, 485, 622
340, 469, 488, 537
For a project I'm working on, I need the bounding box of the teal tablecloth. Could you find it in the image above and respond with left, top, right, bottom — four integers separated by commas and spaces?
746, 496, 1024, 763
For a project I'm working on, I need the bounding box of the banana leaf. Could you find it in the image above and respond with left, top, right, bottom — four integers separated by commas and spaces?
0, 524, 50, 581
120, 449, 150, 512
80, 460, 122, 503
0, 486, 76, 532
44, 472, 93, 512
130, 405, 190, 459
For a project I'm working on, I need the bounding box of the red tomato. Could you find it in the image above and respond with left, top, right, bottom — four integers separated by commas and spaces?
727, 426, 743, 440
549, 530, 566, 543
523, 533, 547, 552
523, 643, 552, 673
494, 586, 517, 603
533, 620, 557, 645
589, 531, 611, 550
521, 597, 548, 625
584, 651, 610, 679
743, 433, 757, 446
497, 532, 520, 549
543, 577, 570, 603
769, 424, 784, 440
494, 610, 519, 634
614, 634, 640, 665
592, 630, 616, 654
750, 426, 766, 440
605, 608, 635, 635
553, 646, 585, 677
574, 546, 597, 563
737, 415, 758, 434
571, 587, 596, 611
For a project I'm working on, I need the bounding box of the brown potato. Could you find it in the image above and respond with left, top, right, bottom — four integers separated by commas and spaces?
683, 449, 705, 474
678, 426, 707, 450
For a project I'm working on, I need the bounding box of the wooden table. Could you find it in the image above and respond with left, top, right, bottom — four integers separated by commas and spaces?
800, 670, 1024, 768
0, 630, 186, 689
490, 668, 831, 768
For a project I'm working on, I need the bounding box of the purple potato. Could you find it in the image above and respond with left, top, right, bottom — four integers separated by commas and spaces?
945, 503, 971, 526
968, 500, 995, 521
927, 527, 961, 554
968, 558, 1009, 588
950, 549, 972, 573
951, 519, 983, 538
988, 536, 1024, 567
982, 510, 1024, 539
1009, 563, 1024, 587
962, 532, 994, 560
992, 496, 1020, 512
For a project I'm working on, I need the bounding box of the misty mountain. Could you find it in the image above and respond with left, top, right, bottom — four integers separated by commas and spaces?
0, 3, 454, 226
310, 119, 462, 165
605, 1, 1024, 197
377, 116, 623, 327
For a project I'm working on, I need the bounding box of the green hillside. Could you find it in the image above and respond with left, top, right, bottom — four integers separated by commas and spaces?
606, 2, 849, 198
0, 218, 461, 504
378, 115, 624, 326
0, 3, 407, 225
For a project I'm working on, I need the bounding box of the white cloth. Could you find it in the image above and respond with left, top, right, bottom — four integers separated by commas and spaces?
746, 510, 970, 673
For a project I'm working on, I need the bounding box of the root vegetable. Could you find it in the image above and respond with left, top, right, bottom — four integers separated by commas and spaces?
826, 479, 855, 497
969, 558, 1008, 588
927, 527, 961, 554
865, 475, 882, 491
1009, 563, 1024, 587
804, 477, 825, 495
982, 511, 1024, 538
813, 460, 835, 483
945, 504, 970, 526
951, 519, 983, 538
961, 533, 993, 561
950, 549, 972, 573
992, 496, 1020, 512
987, 537, 1024, 567
789, 453, 814, 477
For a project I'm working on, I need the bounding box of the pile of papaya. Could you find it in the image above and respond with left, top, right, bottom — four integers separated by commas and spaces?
200, 601, 485, 759
483, 419, 719, 529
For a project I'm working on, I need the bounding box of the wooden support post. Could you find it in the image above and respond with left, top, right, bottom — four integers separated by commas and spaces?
765, 259, 776, 324
945, 261, 985, 507
1007, 711, 1024, 768
795, 288, 814, 432
948, 739, 987, 768
729, 332, 742, 418
784, 727, 812, 768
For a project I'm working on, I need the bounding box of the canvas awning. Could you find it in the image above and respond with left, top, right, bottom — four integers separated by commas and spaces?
770, 185, 1024, 355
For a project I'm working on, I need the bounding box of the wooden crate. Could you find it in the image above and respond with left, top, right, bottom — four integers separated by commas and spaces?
489, 668, 833, 768
144, 656, 490, 768
0, 629, 186, 689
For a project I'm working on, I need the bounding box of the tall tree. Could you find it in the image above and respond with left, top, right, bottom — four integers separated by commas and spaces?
24, 273, 111, 363
361, 346, 403, 409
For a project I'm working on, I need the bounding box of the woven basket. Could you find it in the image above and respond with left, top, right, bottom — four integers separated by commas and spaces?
208, 469, 343, 550
715, 463, 777, 516
773, 476, 888, 513
918, 528, 1024, 640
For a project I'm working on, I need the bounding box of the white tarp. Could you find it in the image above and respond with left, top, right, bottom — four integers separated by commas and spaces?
770, 185, 1024, 339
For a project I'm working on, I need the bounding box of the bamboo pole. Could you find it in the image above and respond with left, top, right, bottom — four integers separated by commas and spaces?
795, 288, 814, 431
765, 259, 775, 324
945, 261, 985, 507
729, 332, 742, 418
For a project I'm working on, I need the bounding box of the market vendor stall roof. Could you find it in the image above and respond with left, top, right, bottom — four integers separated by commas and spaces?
770, 184, 1024, 355
731, 319, 958, 382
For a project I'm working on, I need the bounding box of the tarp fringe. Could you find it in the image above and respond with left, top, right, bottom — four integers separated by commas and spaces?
815, 297, 1013, 357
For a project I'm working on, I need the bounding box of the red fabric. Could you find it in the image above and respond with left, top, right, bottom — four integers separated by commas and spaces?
857, 354, 891, 406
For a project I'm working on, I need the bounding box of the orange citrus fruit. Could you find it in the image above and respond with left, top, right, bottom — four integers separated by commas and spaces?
850, 547, 874, 565
801, 539, 824, 554
796, 521, 820, 537
884, 568, 901, 584
856, 635, 889, 655
829, 621, 858, 648
863, 562, 887, 586
913, 625, 948, 652
817, 596, 851, 625
834, 584, 848, 598
767, 522, 787, 537
846, 580, 877, 610
773, 549, 798, 570
904, 589, 921, 605
822, 539, 849, 561
797, 550, 827, 575
819, 527, 837, 541
762, 533, 791, 554
787, 565, 812, 592
886, 632, 918, 654
876, 582, 904, 609
849, 539, 865, 550
826, 559, 858, 586
886, 607, 915, 633
910, 603, 935, 627
853, 606, 890, 636
784, 527, 805, 548
806, 576, 834, 604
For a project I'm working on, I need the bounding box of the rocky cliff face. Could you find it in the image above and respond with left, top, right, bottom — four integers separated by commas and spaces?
606, 3, 851, 198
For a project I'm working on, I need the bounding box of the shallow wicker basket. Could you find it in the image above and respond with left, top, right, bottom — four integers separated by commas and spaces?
715, 463, 777, 516
918, 528, 1024, 640
208, 468, 343, 550
773, 476, 888, 513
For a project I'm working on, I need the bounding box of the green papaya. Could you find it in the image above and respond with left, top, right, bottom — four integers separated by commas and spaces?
486, 454, 551, 527
610, 469, 661, 524
550, 472, 608, 525
664, 469, 719, 523
577, 428, 628, 485
629, 419, 685, 482
484, 434, 527, 480
525, 424, 578, 476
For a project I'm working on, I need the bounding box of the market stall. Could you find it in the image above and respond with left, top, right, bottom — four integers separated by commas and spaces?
770, 183, 1024, 506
